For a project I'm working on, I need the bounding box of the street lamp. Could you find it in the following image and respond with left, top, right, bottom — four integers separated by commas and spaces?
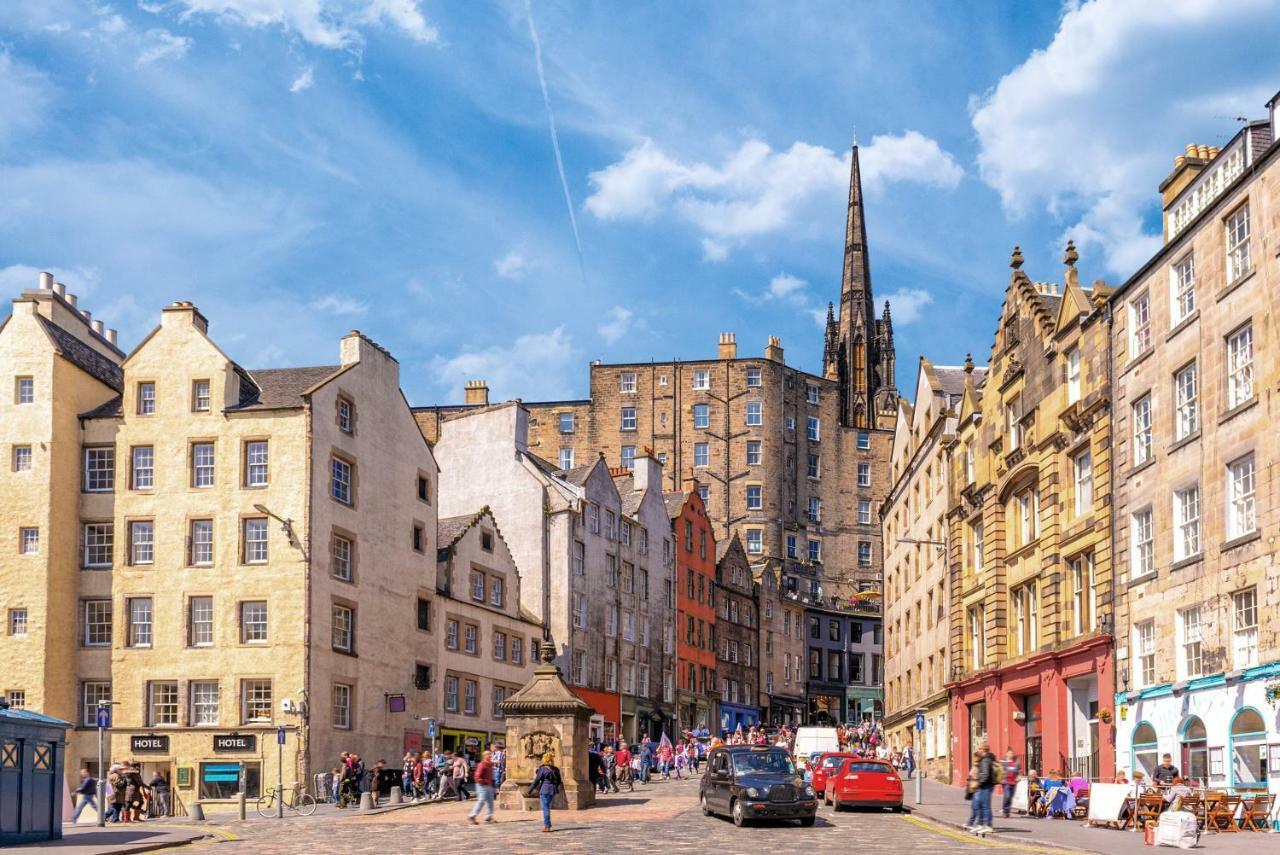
253, 504, 307, 560
896, 538, 947, 556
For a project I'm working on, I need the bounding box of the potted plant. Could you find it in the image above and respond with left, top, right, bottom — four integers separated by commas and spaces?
1097, 708, 1113, 724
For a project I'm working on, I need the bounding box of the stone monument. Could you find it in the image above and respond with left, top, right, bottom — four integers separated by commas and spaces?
497, 637, 596, 811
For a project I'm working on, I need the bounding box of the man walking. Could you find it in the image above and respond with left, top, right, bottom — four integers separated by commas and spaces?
69, 768, 98, 824
999, 749, 1020, 819
467, 750, 497, 824
973, 741, 999, 834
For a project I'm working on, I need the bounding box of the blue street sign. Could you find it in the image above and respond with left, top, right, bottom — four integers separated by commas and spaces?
427, 720, 437, 738
277, 726, 286, 745
915, 712, 925, 732
96, 706, 111, 729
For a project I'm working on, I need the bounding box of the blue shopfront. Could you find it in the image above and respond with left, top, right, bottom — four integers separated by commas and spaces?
719, 703, 761, 734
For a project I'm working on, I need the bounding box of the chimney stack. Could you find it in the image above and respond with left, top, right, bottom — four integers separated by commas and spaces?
718, 332, 737, 360
38, 272, 53, 290
764, 335, 784, 364
464, 379, 490, 407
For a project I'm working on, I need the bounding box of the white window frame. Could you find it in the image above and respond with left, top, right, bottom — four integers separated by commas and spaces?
1171, 254, 1195, 324
1131, 395, 1152, 467
241, 679, 272, 723
692, 370, 709, 391
559, 448, 574, 469
245, 441, 269, 487
188, 596, 214, 647
1173, 485, 1200, 561
1225, 204, 1251, 283
1174, 362, 1198, 441
83, 600, 112, 647
190, 519, 213, 566
745, 401, 762, 426
1226, 324, 1254, 409
1135, 620, 1156, 688
243, 518, 269, 564
693, 442, 709, 467
1129, 293, 1151, 357
332, 683, 352, 729
1066, 348, 1081, 404
131, 446, 154, 490
1226, 454, 1256, 540
84, 447, 115, 492
620, 407, 637, 431
1073, 449, 1093, 517
191, 442, 215, 488
1232, 588, 1258, 668
1130, 508, 1154, 579
1177, 606, 1202, 680
745, 368, 761, 387
807, 416, 820, 441
332, 604, 355, 653
191, 680, 220, 726
746, 440, 762, 465
619, 372, 637, 394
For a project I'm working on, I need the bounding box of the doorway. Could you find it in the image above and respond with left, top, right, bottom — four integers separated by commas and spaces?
1066, 675, 1099, 779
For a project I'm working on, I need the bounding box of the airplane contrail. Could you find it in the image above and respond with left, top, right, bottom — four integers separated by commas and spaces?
524, 0, 586, 282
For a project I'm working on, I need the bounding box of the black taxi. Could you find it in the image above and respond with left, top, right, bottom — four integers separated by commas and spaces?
699, 745, 818, 827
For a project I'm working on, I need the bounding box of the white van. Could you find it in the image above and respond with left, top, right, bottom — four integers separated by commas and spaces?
792, 726, 840, 773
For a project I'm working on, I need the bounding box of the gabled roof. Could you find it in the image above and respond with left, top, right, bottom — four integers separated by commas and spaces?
933, 365, 984, 398
438, 508, 490, 552
663, 491, 689, 519
556, 462, 597, 488
39, 317, 123, 391
228, 365, 342, 411
716, 530, 745, 565
80, 396, 123, 419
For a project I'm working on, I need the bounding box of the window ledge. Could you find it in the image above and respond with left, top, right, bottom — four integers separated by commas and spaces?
1127, 570, 1158, 589
1215, 268, 1255, 302
1165, 310, 1200, 342
1122, 347, 1155, 377
1218, 396, 1258, 425
1170, 553, 1203, 572
1129, 457, 1156, 478
1168, 431, 1200, 454
1221, 531, 1260, 553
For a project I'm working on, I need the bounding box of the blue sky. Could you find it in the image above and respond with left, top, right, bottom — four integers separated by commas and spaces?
2, 1, 1279, 404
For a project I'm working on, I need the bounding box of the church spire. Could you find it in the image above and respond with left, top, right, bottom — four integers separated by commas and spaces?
841, 142, 873, 305
831, 140, 882, 429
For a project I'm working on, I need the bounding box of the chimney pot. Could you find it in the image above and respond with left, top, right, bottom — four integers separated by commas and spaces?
107, 329, 118, 346
1196, 144, 1210, 159
80, 309, 91, 323
1174, 155, 1186, 169
52, 282, 66, 298
464, 379, 490, 407
1185, 143, 1198, 157
66, 293, 78, 308
91, 319, 105, 335
38, 272, 53, 290
718, 331, 738, 360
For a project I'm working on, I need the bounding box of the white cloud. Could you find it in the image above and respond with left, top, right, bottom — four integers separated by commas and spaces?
733, 272, 829, 328
882, 288, 933, 325
289, 66, 315, 93
597, 305, 632, 344
310, 294, 367, 316
429, 327, 577, 402
0, 52, 53, 146
172, 0, 438, 49
0, 264, 102, 299
585, 132, 961, 257
970, 0, 1280, 275
493, 250, 528, 280
137, 28, 192, 64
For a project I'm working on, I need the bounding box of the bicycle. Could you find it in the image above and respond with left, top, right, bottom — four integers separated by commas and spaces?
256, 784, 317, 818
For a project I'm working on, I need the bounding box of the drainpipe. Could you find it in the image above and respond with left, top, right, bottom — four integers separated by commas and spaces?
542, 485, 552, 644
1104, 300, 1119, 761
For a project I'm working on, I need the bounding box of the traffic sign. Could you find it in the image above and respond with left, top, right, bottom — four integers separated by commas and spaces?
96, 706, 111, 729
277, 726, 286, 745
915, 712, 925, 732
426, 719, 437, 738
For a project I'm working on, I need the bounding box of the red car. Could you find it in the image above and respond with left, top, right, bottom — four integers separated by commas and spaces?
813, 753, 857, 803
825, 758, 903, 811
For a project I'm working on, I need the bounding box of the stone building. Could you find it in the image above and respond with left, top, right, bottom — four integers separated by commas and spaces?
0, 277, 438, 804
1110, 102, 1280, 796
428, 404, 676, 744
946, 247, 1116, 785
754, 560, 806, 725
665, 487, 719, 733
434, 508, 540, 753
883, 358, 981, 780
414, 145, 896, 601
715, 534, 760, 732
805, 601, 883, 724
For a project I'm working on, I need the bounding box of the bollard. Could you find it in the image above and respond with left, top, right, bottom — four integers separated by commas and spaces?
390, 786, 403, 805
359, 792, 375, 812
238, 790, 246, 821
189, 803, 206, 821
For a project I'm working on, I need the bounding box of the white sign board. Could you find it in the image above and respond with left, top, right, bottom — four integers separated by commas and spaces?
1086, 782, 1131, 824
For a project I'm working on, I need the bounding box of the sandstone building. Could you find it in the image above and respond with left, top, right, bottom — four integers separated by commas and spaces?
415, 145, 897, 602
883, 358, 981, 780
0, 277, 437, 806
715, 534, 760, 731
754, 561, 807, 725
804, 601, 883, 724
1110, 101, 1280, 794
665, 488, 719, 733
945, 247, 1116, 784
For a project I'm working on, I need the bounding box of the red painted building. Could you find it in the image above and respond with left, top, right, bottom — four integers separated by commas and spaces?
666, 487, 718, 733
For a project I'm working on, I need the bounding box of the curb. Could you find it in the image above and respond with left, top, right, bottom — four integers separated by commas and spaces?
906, 805, 1110, 855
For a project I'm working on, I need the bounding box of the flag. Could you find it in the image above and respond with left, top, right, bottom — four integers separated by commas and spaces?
659, 732, 672, 750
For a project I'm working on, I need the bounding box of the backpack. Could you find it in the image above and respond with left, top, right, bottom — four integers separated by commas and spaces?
982, 756, 1001, 786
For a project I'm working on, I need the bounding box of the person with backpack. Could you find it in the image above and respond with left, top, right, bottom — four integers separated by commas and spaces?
973, 742, 999, 834
527, 752, 562, 833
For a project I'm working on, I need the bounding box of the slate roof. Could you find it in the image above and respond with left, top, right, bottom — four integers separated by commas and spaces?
39, 317, 122, 391
438, 511, 483, 551
557, 463, 596, 487
663, 491, 689, 519
80, 396, 123, 419
229, 365, 342, 411
933, 366, 987, 398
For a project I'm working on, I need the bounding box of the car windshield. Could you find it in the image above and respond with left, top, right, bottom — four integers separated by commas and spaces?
822, 755, 847, 769
734, 751, 796, 776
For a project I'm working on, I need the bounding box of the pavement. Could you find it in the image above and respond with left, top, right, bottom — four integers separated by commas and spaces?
906, 776, 1277, 854
34, 775, 1277, 854
7, 824, 225, 855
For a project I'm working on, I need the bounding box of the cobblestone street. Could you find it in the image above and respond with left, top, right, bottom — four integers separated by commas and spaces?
174, 778, 1083, 854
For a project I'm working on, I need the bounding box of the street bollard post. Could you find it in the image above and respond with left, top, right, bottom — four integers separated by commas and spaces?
390, 786, 403, 805
359, 792, 375, 811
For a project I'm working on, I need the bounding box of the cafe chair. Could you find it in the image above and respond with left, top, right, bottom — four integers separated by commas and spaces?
1206, 794, 1242, 832
1241, 794, 1274, 832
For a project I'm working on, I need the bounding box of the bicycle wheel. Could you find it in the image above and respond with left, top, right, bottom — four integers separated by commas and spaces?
294, 793, 317, 816
255, 792, 277, 818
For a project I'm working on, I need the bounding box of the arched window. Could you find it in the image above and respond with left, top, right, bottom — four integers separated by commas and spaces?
1131, 721, 1159, 777
1230, 708, 1267, 791
1179, 716, 1207, 784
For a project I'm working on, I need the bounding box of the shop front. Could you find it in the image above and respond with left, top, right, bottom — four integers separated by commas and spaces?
1115, 662, 1279, 803
846, 687, 883, 723
807, 690, 846, 725
950, 634, 1114, 786
571, 687, 621, 746
439, 728, 486, 760
676, 690, 714, 735
765, 694, 806, 727
718, 702, 761, 735
635, 703, 675, 742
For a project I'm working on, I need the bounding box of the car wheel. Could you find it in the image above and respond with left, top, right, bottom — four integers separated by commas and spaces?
700, 792, 713, 817
832, 799, 842, 812
823, 790, 831, 806
798, 815, 816, 827
731, 798, 748, 827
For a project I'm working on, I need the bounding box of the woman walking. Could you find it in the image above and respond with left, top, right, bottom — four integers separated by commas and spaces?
963, 751, 982, 831
527, 752, 562, 833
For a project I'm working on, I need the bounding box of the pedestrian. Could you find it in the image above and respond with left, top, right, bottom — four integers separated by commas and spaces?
527, 752, 562, 833
490, 743, 506, 790
148, 770, 170, 818
587, 748, 605, 794
452, 752, 472, 800
108, 768, 128, 823
904, 745, 916, 780
330, 767, 342, 803
972, 742, 998, 834
1153, 753, 1180, 786
69, 768, 98, 824
403, 751, 418, 800
963, 751, 981, 831
999, 749, 1020, 819
467, 750, 497, 824
369, 759, 387, 806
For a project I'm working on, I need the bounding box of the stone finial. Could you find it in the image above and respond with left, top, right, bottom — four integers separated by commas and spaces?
964, 353, 975, 374
1064, 240, 1078, 268
538, 637, 557, 666
1010, 246, 1024, 270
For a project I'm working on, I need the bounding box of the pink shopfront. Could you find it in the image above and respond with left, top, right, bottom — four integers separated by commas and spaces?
949, 634, 1115, 785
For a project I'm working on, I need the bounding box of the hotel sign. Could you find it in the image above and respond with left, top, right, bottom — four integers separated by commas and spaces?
213, 734, 256, 752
